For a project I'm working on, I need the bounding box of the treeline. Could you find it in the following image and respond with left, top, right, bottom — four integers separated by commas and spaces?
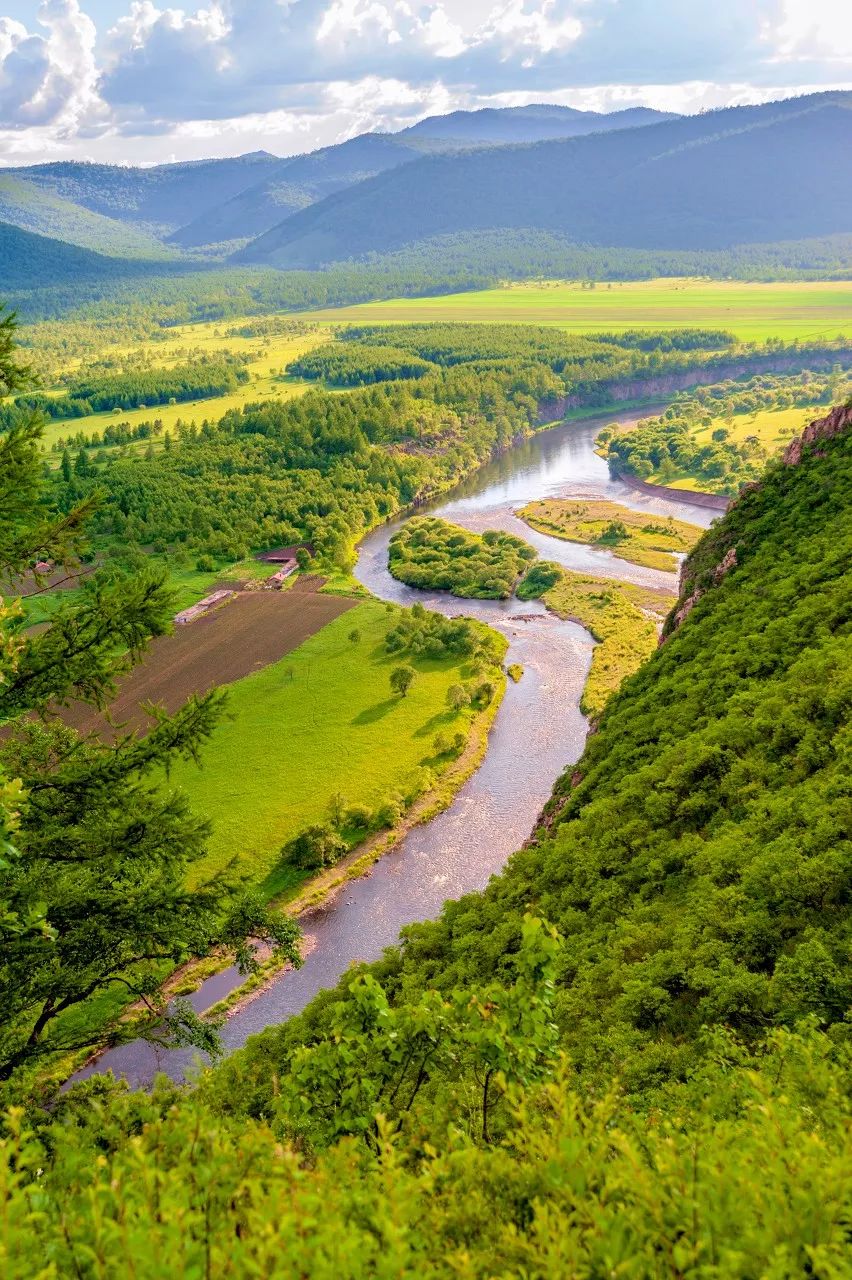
2, 358, 248, 425
291, 343, 435, 386
589, 327, 736, 351
351, 227, 852, 282
388, 517, 537, 599
52, 419, 164, 453
599, 367, 851, 492
54, 359, 562, 567
293, 325, 852, 411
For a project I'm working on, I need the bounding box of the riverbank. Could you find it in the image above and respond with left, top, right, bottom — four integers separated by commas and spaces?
70, 405, 718, 1089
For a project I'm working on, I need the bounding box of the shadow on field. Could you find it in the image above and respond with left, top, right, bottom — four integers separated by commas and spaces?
351, 698, 397, 725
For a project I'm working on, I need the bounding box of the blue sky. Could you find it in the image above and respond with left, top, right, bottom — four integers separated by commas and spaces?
0, 1, 849, 165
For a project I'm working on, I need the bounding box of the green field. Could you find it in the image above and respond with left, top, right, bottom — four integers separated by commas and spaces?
296, 279, 852, 342
170, 601, 490, 899
35, 327, 329, 455
521, 499, 702, 571
645, 404, 822, 491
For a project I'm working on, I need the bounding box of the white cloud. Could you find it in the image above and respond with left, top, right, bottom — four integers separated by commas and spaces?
0, 0, 102, 129
769, 0, 852, 63
0, 0, 847, 164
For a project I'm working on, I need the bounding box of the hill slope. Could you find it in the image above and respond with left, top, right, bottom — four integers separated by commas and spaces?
10, 153, 280, 236
168, 134, 449, 248
238, 93, 852, 267
0, 221, 150, 288
0, 174, 177, 260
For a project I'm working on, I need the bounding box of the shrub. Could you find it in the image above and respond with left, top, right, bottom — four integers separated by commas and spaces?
282, 825, 347, 871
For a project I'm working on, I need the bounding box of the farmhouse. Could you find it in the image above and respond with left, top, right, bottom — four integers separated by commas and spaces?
266, 564, 296, 588
173, 589, 237, 625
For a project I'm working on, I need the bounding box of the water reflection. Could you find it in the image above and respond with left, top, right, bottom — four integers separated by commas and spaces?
75, 409, 713, 1087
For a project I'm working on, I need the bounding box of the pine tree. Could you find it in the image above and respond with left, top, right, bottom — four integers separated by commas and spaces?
0, 311, 300, 1086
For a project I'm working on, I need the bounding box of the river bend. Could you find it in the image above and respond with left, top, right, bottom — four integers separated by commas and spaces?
77, 409, 715, 1087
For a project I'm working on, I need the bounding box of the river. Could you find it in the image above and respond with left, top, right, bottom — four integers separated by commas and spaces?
75, 408, 716, 1088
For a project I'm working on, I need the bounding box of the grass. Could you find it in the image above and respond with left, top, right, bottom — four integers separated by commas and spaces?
642, 404, 825, 491
35, 328, 331, 456
544, 572, 675, 718
521, 499, 702, 571
295, 279, 852, 342
167, 600, 496, 898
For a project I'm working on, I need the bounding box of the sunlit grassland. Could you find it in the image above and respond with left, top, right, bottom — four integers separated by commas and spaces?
521, 499, 702, 571
34, 326, 335, 454
170, 601, 488, 899
294, 279, 852, 342
544, 572, 675, 718
644, 404, 825, 491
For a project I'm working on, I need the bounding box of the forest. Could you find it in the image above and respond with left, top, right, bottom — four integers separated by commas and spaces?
3, 357, 249, 424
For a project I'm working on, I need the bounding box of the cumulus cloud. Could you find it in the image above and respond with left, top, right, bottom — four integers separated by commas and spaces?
0, 0, 102, 129
0, 0, 847, 164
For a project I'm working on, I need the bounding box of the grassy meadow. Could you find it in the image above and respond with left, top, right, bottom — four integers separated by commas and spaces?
544, 572, 675, 718
296, 278, 852, 342
521, 499, 702, 571
170, 601, 493, 899
35, 326, 331, 456
644, 404, 824, 491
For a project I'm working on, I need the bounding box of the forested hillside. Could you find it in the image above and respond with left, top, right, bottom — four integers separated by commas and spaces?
0, 222, 153, 290
14, 153, 280, 236
239, 94, 852, 267
1, 405, 848, 1275
168, 133, 456, 249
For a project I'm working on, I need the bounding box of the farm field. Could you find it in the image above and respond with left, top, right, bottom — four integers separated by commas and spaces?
296, 279, 852, 342
521, 499, 702, 571
62, 588, 355, 740
163, 601, 492, 897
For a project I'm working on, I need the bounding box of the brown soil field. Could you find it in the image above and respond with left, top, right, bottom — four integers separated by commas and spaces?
63, 589, 355, 739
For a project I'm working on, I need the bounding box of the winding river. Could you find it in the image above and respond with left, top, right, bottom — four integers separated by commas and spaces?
76, 408, 716, 1088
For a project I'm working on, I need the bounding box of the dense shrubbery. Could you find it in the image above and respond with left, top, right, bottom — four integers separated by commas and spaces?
515, 559, 563, 598
384, 602, 482, 660
389, 517, 536, 599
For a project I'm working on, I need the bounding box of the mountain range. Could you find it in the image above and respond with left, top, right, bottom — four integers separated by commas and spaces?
2, 93, 849, 282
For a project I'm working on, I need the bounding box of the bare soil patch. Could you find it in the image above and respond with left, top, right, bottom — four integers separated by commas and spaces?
63, 589, 354, 739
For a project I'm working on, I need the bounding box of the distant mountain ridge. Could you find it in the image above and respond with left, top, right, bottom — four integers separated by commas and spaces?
2, 93, 849, 274
401, 103, 679, 143
0, 101, 693, 258
234, 93, 852, 268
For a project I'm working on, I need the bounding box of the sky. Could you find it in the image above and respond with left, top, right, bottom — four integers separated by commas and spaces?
0, 0, 849, 166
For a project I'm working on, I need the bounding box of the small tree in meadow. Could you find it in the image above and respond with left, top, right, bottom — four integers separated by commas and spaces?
390, 665, 416, 698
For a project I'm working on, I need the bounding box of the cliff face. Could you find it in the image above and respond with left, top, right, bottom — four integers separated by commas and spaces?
662, 400, 852, 641
781, 400, 852, 465
537, 349, 852, 423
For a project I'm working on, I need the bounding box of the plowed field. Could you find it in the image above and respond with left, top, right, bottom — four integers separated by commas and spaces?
64, 589, 354, 738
